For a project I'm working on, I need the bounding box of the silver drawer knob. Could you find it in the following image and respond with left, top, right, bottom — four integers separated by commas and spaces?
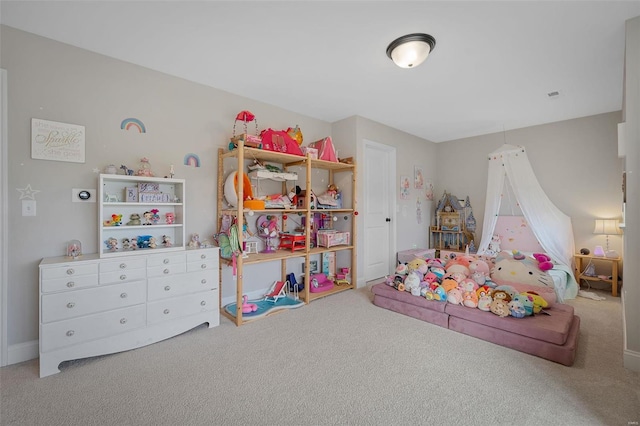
200, 254, 206, 259
66, 269, 75, 275
163, 269, 170, 274
66, 330, 75, 337
120, 318, 127, 324
164, 285, 171, 291
163, 309, 170, 315
119, 263, 127, 269
201, 264, 206, 269
200, 300, 206, 306
201, 279, 207, 284
120, 274, 127, 280
120, 293, 127, 298
163, 259, 170, 264
66, 302, 75, 308
66, 281, 75, 288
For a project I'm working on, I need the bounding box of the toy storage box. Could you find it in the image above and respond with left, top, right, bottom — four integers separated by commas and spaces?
317, 231, 350, 248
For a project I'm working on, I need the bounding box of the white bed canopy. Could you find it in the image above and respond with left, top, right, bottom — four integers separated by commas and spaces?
477, 144, 575, 268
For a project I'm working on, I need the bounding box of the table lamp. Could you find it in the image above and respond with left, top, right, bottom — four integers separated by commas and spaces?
593, 219, 621, 258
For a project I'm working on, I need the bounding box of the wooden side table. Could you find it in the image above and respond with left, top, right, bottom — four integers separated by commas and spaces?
574, 254, 621, 297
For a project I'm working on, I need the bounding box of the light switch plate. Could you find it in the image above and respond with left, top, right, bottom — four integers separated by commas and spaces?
72, 188, 96, 203
22, 200, 36, 216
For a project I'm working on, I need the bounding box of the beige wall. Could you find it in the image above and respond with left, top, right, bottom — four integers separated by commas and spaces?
0, 26, 335, 354
437, 112, 624, 262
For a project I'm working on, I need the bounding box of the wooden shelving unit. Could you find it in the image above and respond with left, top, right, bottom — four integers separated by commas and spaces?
217, 135, 357, 325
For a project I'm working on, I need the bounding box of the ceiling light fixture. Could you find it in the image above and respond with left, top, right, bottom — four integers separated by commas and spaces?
386, 33, 436, 68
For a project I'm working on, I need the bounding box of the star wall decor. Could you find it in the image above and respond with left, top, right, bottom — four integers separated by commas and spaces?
16, 184, 40, 200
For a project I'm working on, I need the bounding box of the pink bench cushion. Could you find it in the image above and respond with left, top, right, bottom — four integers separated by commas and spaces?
371, 283, 448, 328
444, 302, 575, 345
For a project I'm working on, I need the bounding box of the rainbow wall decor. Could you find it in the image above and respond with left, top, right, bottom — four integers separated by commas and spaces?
184, 153, 200, 167
120, 118, 146, 133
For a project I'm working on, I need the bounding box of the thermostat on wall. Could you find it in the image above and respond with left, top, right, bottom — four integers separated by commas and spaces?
72, 188, 96, 203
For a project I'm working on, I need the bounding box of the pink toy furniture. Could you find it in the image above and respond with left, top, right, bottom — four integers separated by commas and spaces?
371, 283, 580, 366
309, 273, 334, 293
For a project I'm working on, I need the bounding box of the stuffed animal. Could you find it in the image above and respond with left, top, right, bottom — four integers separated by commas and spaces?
491, 289, 512, 304
404, 271, 421, 294
477, 287, 493, 311
407, 257, 428, 275
462, 290, 479, 308
469, 258, 491, 277
508, 300, 526, 318
430, 267, 446, 280
447, 288, 464, 305
395, 263, 409, 276
460, 278, 479, 293
485, 234, 502, 257
491, 252, 555, 288
445, 256, 472, 276
127, 213, 142, 226
512, 293, 534, 316
490, 298, 511, 317
441, 278, 459, 293
525, 291, 549, 314
494, 285, 518, 300
533, 253, 554, 271
472, 271, 488, 286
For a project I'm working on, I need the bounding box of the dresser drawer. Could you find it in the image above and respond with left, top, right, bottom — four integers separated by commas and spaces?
186, 258, 217, 273
147, 253, 185, 267
41, 305, 146, 352
100, 267, 147, 285
41, 263, 98, 281
147, 290, 217, 325
186, 249, 219, 264
147, 263, 186, 278
41, 281, 146, 323
42, 274, 98, 293
100, 258, 146, 273
147, 270, 217, 301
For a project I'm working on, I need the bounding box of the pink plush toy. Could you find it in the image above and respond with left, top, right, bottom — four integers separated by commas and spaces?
533, 253, 553, 271
447, 288, 464, 305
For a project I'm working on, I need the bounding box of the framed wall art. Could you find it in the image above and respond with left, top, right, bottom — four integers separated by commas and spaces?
31, 118, 85, 163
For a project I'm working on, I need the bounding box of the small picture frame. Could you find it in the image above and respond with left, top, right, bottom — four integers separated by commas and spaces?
138, 182, 159, 193
66, 240, 82, 259
303, 260, 319, 274
125, 187, 138, 202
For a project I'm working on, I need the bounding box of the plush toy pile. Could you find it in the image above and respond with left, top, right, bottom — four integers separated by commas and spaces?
385, 252, 549, 319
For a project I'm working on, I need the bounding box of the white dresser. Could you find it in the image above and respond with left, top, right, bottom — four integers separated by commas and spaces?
39, 247, 219, 377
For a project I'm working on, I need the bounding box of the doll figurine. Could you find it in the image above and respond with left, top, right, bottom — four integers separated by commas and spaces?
143, 211, 154, 225
165, 212, 175, 224
162, 235, 172, 247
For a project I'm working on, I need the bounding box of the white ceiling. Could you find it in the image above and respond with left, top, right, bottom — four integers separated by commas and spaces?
2, 1, 640, 142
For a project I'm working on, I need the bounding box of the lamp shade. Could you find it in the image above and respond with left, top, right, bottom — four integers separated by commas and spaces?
386, 33, 436, 68
593, 219, 621, 235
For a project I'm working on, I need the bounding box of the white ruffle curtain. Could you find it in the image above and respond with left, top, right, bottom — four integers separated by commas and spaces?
477, 144, 575, 268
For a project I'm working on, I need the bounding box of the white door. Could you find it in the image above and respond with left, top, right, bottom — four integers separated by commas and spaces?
363, 140, 395, 281
1, 69, 7, 366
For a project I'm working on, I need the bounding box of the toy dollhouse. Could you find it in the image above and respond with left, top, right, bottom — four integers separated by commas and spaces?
430, 192, 476, 251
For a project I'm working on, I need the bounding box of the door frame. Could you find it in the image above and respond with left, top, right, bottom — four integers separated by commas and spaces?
363, 139, 396, 282
1, 68, 8, 366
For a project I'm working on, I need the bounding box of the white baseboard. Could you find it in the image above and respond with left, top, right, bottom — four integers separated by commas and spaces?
623, 348, 640, 372
7, 340, 38, 365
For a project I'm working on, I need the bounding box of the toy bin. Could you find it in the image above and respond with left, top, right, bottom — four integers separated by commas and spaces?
317, 231, 350, 248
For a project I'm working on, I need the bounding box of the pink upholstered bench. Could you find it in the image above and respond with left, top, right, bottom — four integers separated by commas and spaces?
371, 282, 448, 328
371, 283, 580, 366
